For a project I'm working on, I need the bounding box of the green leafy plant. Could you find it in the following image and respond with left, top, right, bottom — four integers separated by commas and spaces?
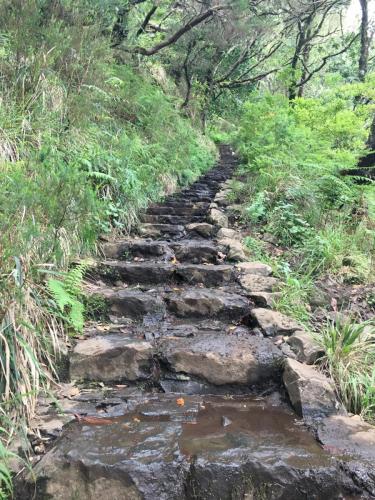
47, 262, 89, 334
316, 320, 375, 419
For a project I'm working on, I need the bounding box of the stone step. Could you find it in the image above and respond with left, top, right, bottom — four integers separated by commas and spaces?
101, 239, 220, 263
70, 330, 282, 386
88, 287, 249, 321
141, 214, 205, 225
96, 261, 235, 287
147, 204, 209, 216
22, 391, 369, 500
165, 288, 249, 320
138, 223, 185, 239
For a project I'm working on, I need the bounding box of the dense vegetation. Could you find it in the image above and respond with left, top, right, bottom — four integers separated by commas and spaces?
0, 0, 374, 496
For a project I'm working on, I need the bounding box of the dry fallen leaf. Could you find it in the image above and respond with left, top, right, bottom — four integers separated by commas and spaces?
176, 398, 185, 407
133, 417, 141, 423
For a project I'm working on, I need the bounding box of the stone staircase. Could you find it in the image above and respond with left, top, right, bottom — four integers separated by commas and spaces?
18, 146, 375, 499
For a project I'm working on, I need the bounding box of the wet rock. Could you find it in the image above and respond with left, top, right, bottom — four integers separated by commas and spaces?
239, 275, 280, 293
160, 333, 282, 385
216, 227, 241, 241
283, 358, 345, 425
287, 331, 324, 364
101, 240, 168, 260
209, 208, 229, 228
139, 223, 185, 239
70, 334, 154, 382
317, 414, 375, 462
171, 241, 219, 263
108, 290, 165, 319
250, 308, 301, 336
174, 264, 234, 287
20, 395, 364, 500
165, 288, 249, 319
186, 222, 216, 238
236, 261, 272, 276
99, 261, 174, 285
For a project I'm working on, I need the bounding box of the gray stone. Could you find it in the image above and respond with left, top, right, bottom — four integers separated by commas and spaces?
239, 274, 280, 293
283, 358, 345, 425
165, 288, 249, 319
160, 333, 282, 385
106, 290, 165, 319
70, 334, 154, 382
19, 394, 367, 500
317, 414, 375, 462
209, 208, 229, 228
250, 308, 301, 336
248, 292, 282, 308
186, 222, 216, 238
287, 331, 324, 364
139, 223, 185, 238
218, 238, 247, 262
174, 264, 234, 286
216, 227, 241, 241
236, 261, 272, 276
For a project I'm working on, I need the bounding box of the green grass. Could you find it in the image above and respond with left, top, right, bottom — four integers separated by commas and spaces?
315, 320, 375, 421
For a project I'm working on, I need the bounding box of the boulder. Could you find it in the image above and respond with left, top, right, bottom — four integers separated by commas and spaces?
219, 238, 247, 262
186, 222, 216, 238
250, 308, 301, 336
70, 334, 154, 382
216, 227, 241, 241
160, 333, 283, 385
239, 274, 280, 293
209, 208, 229, 228
287, 331, 324, 364
236, 261, 272, 277
283, 358, 345, 425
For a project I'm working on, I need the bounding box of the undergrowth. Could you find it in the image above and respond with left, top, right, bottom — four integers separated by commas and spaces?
235, 85, 375, 422
0, 0, 215, 475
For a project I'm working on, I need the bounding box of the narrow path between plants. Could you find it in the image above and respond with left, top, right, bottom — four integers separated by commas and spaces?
18, 146, 375, 500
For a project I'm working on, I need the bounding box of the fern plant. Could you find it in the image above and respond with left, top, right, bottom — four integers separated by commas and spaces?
47, 262, 89, 333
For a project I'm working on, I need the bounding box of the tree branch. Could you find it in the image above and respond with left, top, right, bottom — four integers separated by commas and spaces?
120, 5, 230, 56
136, 4, 158, 37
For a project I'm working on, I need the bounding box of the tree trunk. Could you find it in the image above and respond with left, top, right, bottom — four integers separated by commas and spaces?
358, 0, 369, 81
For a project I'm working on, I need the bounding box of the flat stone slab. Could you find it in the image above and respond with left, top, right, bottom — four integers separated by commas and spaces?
171, 240, 219, 263
160, 333, 283, 385
103, 289, 165, 319
19, 394, 368, 500
283, 358, 345, 425
317, 414, 375, 462
70, 334, 154, 382
165, 288, 249, 319
251, 308, 301, 336
174, 264, 234, 286
101, 239, 168, 260
139, 223, 185, 238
